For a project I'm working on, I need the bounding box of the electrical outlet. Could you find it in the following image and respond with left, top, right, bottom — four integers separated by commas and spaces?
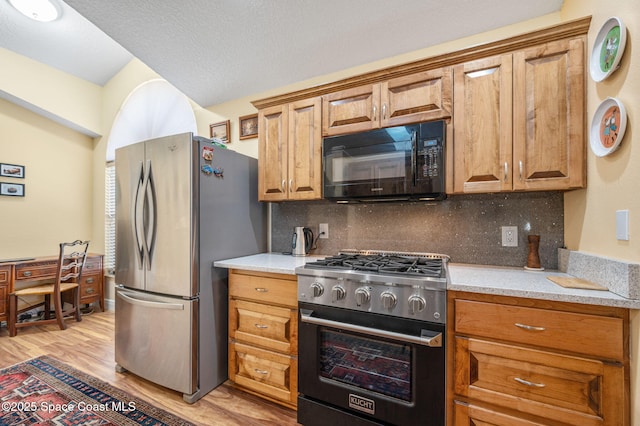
501, 226, 518, 247
319, 223, 329, 239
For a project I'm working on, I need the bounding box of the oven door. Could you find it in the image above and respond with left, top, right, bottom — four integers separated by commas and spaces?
298, 302, 445, 426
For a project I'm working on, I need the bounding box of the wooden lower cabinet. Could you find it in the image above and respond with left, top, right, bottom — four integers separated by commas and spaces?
228, 269, 298, 409
0, 265, 10, 323
449, 291, 629, 426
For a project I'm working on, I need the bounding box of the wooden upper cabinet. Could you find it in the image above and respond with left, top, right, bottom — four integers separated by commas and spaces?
258, 104, 288, 201
258, 97, 322, 202
322, 84, 379, 136
288, 97, 322, 200
453, 55, 513, 193
513, 37, 586, 191
452, 35, 586, 194
322, 68, 452, 136
381, 68, 452, 128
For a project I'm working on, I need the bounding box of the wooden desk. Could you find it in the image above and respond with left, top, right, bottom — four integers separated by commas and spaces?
0, 254, 104, 324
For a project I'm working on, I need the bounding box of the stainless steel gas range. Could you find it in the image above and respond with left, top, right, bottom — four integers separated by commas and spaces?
295, 250, 449, 426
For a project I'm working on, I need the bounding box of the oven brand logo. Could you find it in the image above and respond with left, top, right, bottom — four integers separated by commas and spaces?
349, 394, 375, 415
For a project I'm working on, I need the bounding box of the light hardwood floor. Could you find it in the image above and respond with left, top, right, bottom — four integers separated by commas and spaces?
0, 310, 299, 426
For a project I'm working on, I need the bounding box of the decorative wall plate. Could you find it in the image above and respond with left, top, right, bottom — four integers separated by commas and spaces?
590, 17, 627, 82
590, 97, 627, 157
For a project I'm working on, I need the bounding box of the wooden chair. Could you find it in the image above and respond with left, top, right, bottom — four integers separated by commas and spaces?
8, 240, 90, 337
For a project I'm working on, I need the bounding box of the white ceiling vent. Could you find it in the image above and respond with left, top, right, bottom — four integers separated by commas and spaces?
106, 79, 197, 161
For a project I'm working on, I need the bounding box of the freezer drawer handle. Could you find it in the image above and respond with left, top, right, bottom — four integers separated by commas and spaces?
300, 310, 442, 347
118, 292, 184, 310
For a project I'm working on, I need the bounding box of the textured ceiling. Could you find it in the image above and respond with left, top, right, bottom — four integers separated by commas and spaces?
2, 0, 564, 108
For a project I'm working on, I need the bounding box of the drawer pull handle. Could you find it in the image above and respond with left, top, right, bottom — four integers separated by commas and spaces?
254, 324, 268, 329
86, 278, 94, 283
515, 323, 545, 331
515, 377, 546, 388
254, 369, 269, 375
86, 288, 95, 294
23, 271, 33, 277
254, 288, 268, 293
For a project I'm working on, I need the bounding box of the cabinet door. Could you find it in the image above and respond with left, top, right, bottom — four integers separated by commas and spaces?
513, 37, 586, 191
381, 68, 452, 128
453, 55, 513, 193
288, 97, 323, 200
258, 104, 288, 201
322, 84, 380, 136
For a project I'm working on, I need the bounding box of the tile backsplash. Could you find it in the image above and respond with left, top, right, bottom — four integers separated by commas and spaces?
271, 192, 564, 269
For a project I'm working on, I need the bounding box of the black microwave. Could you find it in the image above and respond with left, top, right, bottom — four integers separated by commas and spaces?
323, 120, 446, 202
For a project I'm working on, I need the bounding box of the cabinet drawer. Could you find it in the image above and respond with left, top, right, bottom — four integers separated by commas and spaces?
230, 299, 297, 354
83, 256, 102, 275
229, 271, 297, 308
80, 275, 101, 299
0, 265, 10, 284
454, 299, 624, 360
454, 400, 554, 426
229, 342, 297, 407
455, 336, 624, 426
15, 261, 57, 280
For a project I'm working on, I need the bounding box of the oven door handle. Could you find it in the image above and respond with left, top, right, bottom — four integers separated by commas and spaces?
300, 310, 442, 348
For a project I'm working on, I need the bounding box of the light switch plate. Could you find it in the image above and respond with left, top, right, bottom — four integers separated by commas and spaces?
616, 210, 629, 241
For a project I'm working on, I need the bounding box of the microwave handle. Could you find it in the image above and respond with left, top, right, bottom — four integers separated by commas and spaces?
411, 131, 417, 186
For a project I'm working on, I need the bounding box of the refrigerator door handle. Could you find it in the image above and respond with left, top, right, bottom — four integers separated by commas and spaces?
142, 159, 157, 270
133, 161, 146, 270
118, 291, 185, 310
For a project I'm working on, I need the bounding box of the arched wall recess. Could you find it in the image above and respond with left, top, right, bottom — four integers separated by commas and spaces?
106, 79, 197, 161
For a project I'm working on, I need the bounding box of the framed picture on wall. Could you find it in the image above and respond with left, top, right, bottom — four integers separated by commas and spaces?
210, 120, 230, 144
239, 114, 258, 140
0, 182, 25, 197
0, 163, 25, 178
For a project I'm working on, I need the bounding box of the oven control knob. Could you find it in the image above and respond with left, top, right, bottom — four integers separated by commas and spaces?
408, 295, 426, 314
380, 291, 397, 309
331, 285, 346, 302
354, 287, 371, 306
310, 282, 324, 298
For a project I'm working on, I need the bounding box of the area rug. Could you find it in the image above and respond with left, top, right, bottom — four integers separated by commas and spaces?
0, 355, 194, 425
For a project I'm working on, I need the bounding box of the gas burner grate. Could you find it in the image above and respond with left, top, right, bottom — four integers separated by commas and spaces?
304, 250, 448, 278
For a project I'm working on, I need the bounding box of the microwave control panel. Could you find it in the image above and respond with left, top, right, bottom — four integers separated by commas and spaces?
416, 139, 443, 179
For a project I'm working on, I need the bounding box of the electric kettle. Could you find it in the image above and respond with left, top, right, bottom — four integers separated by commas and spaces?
292, 226, 314, 256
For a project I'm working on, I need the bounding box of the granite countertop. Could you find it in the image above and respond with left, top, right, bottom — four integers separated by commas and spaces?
214, 253, 640, 309
215, 253, 326, 275
448, 263, 640, 309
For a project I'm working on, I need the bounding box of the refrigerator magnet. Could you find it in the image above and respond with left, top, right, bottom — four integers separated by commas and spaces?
213, 167, 224, 178
201, 164, 214, 175
202, 146, 214, 161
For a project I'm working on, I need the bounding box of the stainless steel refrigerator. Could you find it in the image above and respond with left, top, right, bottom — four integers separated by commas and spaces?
114, 132, 266, 403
